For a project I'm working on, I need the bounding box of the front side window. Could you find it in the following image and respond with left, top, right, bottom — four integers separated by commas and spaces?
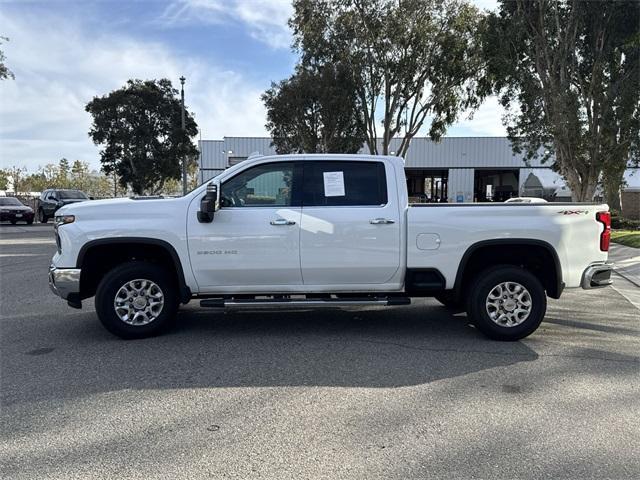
303, 161, 388, 207
221, 162, 294, 207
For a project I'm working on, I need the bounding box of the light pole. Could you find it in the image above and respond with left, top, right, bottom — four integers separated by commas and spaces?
180, 76, 187, 195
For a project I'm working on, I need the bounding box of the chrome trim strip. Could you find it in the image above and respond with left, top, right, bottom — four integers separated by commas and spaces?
219, 299, 390, 309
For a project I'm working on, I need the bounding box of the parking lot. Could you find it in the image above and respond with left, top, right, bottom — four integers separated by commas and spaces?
1, 224, 639, 480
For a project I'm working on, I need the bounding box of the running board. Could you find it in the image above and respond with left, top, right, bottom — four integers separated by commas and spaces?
200, 297, 411, 309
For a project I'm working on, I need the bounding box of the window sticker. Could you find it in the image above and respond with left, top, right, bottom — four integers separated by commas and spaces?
323, 171, 345, 197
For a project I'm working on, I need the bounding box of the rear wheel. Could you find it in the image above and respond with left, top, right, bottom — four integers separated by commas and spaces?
26, 218, 34, 225
10, 220, 17, 225
466, 266, 546, 341
38, 209, 48, 223
95, 261, 179, 339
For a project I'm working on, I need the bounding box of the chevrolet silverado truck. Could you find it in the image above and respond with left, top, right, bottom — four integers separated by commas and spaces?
48, 154, 613, 340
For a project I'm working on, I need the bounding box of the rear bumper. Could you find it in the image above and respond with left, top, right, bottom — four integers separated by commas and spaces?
49, 265, 81, 301
0, 211, 34, 221
581, 262, 614, 289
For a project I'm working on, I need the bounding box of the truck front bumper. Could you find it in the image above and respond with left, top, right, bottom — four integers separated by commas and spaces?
49, 265, 82, 307
581, 262, 614, 289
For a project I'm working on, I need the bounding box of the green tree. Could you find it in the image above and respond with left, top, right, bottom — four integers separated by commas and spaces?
483, 0, 640, 203
71, 160, 90, 191
262, 64, 366, 154
0, 169, 9, 190
57, 158, 70, 188
0, 36, 14, 81
85, 79, 199, 195
290, 0, 485, 157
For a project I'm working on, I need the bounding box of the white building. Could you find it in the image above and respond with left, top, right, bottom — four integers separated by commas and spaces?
199, 136, 640, 203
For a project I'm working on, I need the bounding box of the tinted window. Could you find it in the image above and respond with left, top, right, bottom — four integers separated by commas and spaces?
58, 190, 88, 199
303, 161, 387, 207
221, 162, 294, 207
0, 197, 23, 206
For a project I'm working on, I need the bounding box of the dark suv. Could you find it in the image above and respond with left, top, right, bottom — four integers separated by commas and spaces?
38, 189, 89, 223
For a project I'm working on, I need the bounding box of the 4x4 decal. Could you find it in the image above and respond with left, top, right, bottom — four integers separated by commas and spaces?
557, 210, 589, 215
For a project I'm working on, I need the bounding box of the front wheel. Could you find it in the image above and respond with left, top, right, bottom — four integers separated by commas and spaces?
466, 266, 546, 341
95, 261, 179, 339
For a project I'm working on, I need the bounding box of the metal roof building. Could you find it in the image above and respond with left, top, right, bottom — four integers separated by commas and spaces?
199, 137, 639, 203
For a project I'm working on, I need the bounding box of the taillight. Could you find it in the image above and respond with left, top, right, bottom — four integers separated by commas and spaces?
596, 211, 611, 252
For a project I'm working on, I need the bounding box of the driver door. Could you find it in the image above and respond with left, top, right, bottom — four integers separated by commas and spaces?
188, 161, 303, 290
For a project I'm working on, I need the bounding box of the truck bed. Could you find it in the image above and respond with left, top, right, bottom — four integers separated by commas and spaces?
406, 203, 609, 289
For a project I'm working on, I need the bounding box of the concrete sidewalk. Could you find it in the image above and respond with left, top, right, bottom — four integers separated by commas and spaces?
609, 243, 640, 310
609, 243, 640, 287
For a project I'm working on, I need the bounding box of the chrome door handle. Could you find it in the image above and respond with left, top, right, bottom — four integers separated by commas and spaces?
369, 218, 395, 225
270, 218, 296, 226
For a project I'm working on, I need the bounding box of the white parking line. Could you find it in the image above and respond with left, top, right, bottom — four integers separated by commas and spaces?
0, 238, 55, 245
0, 253, 49, 257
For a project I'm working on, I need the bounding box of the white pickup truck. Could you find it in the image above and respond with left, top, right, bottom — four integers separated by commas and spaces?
49, 154, 613, 341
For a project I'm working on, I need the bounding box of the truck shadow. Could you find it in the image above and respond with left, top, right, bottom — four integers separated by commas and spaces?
2, 303, 541, 406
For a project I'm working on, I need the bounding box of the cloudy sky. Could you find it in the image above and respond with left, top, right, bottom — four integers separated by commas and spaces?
0, 0, 502, 172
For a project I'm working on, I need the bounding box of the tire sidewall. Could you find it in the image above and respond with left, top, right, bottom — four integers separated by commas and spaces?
95, 262, 178, 339
468, 266, 546, 341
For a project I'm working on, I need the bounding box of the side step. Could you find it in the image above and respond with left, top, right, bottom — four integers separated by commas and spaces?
200, 296, 411, 309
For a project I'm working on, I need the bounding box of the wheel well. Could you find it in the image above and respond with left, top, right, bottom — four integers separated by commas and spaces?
78, 241, 189, 302
455, 242, 562, 299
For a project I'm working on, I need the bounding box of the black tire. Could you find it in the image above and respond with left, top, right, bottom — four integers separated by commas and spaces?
10, 220, 17, 225
26, 218, 34, 225
466, 265, 546, 341
95, 261, 179, 339
38, 209, 48, 223
434, 291, 463, 309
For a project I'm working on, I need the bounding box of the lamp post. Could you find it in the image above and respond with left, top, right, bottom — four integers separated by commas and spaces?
180, 76, 187, 195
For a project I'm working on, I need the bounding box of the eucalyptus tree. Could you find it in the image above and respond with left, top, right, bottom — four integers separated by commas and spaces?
484, 0, 640, 204
288, 0, 485, 157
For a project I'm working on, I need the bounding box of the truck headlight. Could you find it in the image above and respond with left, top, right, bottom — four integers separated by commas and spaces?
54, 215, 75, 226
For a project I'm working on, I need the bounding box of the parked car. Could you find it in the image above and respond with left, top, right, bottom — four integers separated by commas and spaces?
38, 189, 89, 223
505, 197, 548, 204
0, 197, 35, 224
48, 154, 612, 341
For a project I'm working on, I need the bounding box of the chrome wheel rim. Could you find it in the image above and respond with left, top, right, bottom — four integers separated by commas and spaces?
114, 279, 164, 326
485, 281, 532, 327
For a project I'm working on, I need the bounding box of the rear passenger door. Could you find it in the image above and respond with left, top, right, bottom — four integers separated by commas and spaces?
300, 160, 401, 285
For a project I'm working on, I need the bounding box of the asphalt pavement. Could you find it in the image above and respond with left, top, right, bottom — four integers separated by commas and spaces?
1, 224, 639, 480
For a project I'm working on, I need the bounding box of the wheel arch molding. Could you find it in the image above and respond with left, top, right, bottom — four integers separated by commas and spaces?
453, 239, 564, 300
76, 237, 191, 303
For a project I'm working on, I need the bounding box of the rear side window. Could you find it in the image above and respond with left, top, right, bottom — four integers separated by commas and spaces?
303, 161, 388, 207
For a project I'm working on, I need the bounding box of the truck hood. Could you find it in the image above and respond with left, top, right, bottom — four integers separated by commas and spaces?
57, 196, 187, 219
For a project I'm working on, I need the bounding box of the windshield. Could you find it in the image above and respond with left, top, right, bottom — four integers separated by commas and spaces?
0, 197, 24, 206
58, 190, 88, 199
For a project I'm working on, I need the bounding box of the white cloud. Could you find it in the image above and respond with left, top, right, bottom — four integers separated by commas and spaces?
471, 0, 499, 12
0, 10, 269, 172
447, 96, 508, 137
158, 0, 293, 49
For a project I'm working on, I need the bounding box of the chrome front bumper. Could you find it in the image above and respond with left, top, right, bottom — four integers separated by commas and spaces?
581, 262, 614, 289
49, 265, 81, 301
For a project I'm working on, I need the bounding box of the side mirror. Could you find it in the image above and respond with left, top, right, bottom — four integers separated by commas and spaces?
197, 182, 219, 223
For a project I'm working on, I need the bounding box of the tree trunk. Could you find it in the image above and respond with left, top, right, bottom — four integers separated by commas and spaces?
603, 170, 624, 211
